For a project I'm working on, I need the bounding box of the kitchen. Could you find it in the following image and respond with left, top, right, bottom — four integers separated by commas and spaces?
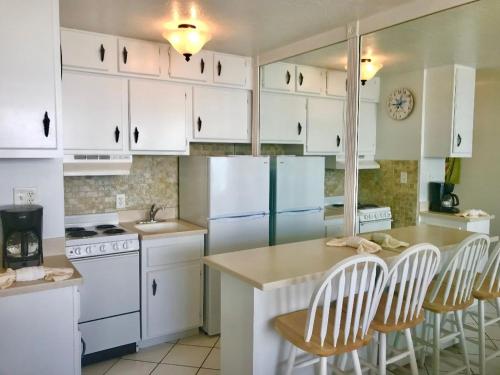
2, 1, 500, 375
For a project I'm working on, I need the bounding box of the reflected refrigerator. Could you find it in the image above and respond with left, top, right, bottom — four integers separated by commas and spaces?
179, 156, 270, 335
270, 156, 325, 245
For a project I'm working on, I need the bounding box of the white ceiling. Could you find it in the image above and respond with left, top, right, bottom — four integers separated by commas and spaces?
282, 0, 500, 75
59, 0, 413, 56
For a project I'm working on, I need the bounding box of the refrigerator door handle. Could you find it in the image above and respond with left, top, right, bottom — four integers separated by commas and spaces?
209, 212, 269, 222
276, 207, 323, 215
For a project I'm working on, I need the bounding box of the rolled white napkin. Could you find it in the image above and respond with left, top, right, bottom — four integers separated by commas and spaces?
326, 236, 382, 254
0, 266, 74, 289
456, 209, 489, 218
370, 233, 409, 249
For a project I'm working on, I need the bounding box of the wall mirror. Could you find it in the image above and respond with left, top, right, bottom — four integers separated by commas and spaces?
356, 0, 499, 238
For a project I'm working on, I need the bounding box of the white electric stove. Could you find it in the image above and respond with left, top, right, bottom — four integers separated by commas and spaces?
357, 204, 392, 233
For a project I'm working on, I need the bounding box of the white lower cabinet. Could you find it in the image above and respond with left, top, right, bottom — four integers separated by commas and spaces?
141, 234, 204, 342
193, 86, 250, 142
305, 97, 344, 154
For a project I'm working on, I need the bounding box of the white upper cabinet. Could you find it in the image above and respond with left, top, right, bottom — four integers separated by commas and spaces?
360, 77, 381, 102
295, 65, 324, 94
326, 70, 347, 98
0, 0, 59, 155
260, 92, 307, 144
118, 38, 160, 76
213, 53, 248, 86
169, 48, 211, 82
424, 64, 475, 158
261, 62, 295, 92
193, 86, 250, 142
305, 98, 344, 154
62, 72, 127, 152
61, 28, 116, 72
129, 80, 189, 153
358, 101, 377, 155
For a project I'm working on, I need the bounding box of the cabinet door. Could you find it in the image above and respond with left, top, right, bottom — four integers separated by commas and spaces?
452, 66, 475, 156
118, 38, 160, 76
360, 77, 381, 102
129, 80, 188, 152
62, 72, 126, 151
0, 0, 57, 150
213, 53, 248, 86
358, 101, 377, 155
326, 70, 347, 97
296, 65, 324, 94
61, 29, 115, 72
306, 98, 344, 154
146, 263, 202, 338
193, 86, 250, 142
260, 92, 306, 144
169, 48, 210, 82
262, 62, 295, 92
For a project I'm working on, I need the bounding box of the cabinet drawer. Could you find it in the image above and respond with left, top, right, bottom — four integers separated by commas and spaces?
296, 65, 324, 94
261, 62, 295, 92
213, 53, 248, 86
118, 38, 160, 76
145, 235, 204, 267
169, 47, 210, 82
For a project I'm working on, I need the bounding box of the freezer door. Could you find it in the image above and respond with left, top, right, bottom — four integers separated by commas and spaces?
274, 209, 325, 245
209, 156, 270, 218
204, 214, 269, 335
274, 156, 325, 211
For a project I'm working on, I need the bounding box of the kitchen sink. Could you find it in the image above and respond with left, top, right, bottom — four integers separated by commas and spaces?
134, 221, 187, 233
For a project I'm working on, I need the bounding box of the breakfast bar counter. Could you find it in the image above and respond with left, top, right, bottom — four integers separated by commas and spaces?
202, 225, 476, 375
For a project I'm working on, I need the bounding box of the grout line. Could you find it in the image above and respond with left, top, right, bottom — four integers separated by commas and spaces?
157, 341, 177, 364
102, 358, 121, 375
199, 346, 216, 371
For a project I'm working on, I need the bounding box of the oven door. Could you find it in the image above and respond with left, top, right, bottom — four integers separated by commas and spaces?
72, 252, 140, 322
358, 219, 392, 234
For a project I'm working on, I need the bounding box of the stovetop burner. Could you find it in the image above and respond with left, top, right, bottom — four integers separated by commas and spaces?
66, 227, 85, 233
95, 224, 117, 230
103, 228, 126, 235
67, 230, 98, 238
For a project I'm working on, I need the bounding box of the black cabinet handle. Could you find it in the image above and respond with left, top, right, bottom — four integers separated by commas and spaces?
336, 135, 341, 147
217, 61, 222, 76
60, 44, 63, 80
299, 72, 304, 86
298, 122, 302, 135
200, 58, 205, 74
100, 44, 106, 62
114, 126, 120, 143
81, 338, 86, 357
122, 46, 128, 64
152, 279, 157, 296
285, 70, 291, 85
134, 127, 139, 143
197, 117, 202, 132
457, 133, 462, 147
43, 112, 50, 137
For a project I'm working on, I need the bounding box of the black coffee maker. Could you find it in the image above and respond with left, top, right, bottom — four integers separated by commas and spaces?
429, 182, 460, 214
1, 205, 43, 269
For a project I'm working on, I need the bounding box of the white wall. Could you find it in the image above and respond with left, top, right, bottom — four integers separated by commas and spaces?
455, 69, 500, 236
0, 158, 64, 238
375, 70, 424, 160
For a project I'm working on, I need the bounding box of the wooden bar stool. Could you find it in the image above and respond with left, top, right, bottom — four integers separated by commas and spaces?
370, 243, 441, 375
419, 233, 490, 375
273, 254, 388, 375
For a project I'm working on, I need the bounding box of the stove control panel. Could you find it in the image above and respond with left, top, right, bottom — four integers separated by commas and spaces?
358, 208, 392, 222
66, 239, 140, 259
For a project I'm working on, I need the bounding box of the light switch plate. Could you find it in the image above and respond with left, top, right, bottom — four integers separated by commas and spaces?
13, 187, 38, 205
400, 171, 408, 184
116, 194, 126, 209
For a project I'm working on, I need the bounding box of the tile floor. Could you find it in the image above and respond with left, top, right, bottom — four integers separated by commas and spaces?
82, 331, 220, 375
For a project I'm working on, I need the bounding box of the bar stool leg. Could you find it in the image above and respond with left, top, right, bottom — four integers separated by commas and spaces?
404, 328, 419, 375
432, 312, 441, 375
379, 332, 387, 375
419, 310, 430, 367
351, 350, 363, 375
370, 331, 378, 375
285, 345, 297, 375
478, 300, 486, 375
319, 356, 327, 375
454, 310, 471, 375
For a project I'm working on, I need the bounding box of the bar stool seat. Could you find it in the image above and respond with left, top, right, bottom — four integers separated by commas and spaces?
473, 276, 500, 300
371, 293, 424, 333
422, 280, 475, 313
274, 307, 373, 357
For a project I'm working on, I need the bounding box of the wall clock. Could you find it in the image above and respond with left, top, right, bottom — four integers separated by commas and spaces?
387, 88, 414, 120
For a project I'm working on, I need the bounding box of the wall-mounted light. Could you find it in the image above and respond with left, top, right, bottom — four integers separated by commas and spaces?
360, 58, 383, 85
163, 23, 211, 62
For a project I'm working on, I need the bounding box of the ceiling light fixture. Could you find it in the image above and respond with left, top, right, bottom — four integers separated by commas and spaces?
163, 23, 211, 62
360, 58, 383, 85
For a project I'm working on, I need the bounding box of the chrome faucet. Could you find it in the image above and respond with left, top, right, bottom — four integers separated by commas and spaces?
148, 204, 164, 222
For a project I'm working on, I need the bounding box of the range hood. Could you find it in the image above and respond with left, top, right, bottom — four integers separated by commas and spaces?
63, 154, 133, 176
326, 155, 380, 170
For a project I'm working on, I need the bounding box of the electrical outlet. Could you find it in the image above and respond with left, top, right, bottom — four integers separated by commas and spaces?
13, 187, 38, 205
116, 194, 126, 209
400, 171, 408, 184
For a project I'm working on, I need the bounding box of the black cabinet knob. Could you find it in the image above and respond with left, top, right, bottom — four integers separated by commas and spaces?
197, 117, 202, 132
298, 122, 302, 135
299, 72, 304, 86
43, 111, 50, 137
285, 70, 291, 85
336, 135, 341, 147
114, 126, 120, 143
217, 61, 222, 76
152, 279, 157, 296
200, 58, 205, 74
134, 127, 139, 143
457, 133, 462, 147
122, 46, 128, 64
100, 44, 106, 62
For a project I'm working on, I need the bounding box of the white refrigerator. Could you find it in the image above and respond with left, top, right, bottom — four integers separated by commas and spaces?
270, 156, 325, 245
179, 156, 270, 335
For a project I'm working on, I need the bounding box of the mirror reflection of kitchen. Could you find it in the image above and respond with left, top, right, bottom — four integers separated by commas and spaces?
357, 0, 499, 238
259, 42, 348, 241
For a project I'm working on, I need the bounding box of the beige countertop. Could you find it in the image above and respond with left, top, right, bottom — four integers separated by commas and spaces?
0, 254, 82, 298
325, 206, 344, 220
420, 211, 494, 222
121, 219, 207, 240
203, 225, 475, 292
